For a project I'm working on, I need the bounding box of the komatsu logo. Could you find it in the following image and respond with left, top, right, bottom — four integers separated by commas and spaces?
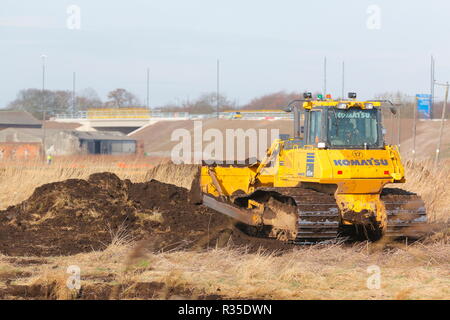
333, 159, 389, 166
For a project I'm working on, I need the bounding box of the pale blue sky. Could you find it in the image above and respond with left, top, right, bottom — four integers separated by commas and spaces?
1, 0, 449, 108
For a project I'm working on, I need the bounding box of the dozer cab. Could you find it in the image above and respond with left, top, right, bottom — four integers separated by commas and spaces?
190, 93, 428, 243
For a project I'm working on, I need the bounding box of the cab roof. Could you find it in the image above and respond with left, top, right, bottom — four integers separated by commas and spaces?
302, 100, 381, 110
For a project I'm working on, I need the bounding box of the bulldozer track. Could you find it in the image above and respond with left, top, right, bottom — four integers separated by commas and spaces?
257, 187, 341, 244
205, 186, 429, 244
381, 190, 428, 238
252, 187, 428, 242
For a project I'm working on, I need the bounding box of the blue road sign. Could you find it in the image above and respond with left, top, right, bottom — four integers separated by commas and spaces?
416, 94, 431, 119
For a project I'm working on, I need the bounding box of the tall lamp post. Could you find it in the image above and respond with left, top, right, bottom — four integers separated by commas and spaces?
412, 96, 417, 164
216, 59, 220, 119
146, 67, 150, 108
41, 54, 47, 161
72, 71, 76, 115
434, 81, 449, 167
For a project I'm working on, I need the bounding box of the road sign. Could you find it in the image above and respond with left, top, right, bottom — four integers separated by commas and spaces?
416, 94, 431, 119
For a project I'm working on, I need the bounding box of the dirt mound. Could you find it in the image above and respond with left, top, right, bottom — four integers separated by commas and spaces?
0, 172, 293, 257
145, 162, 200, 189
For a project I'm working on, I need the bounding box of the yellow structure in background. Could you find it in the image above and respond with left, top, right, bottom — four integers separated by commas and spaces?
222, 109, 289, 119
87, 108, 151, 119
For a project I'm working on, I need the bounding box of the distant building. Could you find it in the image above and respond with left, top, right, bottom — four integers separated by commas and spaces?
74, 131, 136, 155
0, 142, 41, 161
0, 110, 42, 130
0, 128, 136, 158
44, 121, 82, 130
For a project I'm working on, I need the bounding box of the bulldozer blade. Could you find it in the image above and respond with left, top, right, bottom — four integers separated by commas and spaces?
202, 195, 261, 226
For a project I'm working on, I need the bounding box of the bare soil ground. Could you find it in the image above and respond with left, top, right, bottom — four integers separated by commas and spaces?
0, 172, 294, 257
0, 241, 448, 300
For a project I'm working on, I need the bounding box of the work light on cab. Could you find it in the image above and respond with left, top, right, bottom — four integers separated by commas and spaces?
348, 92, 357, 99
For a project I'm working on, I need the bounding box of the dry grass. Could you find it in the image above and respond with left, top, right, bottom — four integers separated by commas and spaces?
0, 157, 449, 299
0, 241, 448, 300
402, 159, 450, 223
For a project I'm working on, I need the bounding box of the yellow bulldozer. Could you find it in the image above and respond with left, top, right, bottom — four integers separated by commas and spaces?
190, 93, 428, 243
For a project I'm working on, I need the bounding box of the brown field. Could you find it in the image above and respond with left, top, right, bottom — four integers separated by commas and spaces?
0, 157, 448, 300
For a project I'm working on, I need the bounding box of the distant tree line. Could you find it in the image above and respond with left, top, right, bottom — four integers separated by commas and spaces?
5, 87, 448, 119
158, 93, 238, 114
6, 88, 143, 119
374, 91, 449, 120
241, 91, 303, 110
157, 91, 305, 114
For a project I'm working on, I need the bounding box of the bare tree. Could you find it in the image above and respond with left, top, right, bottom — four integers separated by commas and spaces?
76, 88, 103, 110
8, 88, 72, 119
106, 88, 140, 108
159, 92, 236, 114
242, 91, 303, 110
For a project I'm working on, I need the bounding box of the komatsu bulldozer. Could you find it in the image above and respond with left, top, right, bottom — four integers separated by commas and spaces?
190, 93, 428, 243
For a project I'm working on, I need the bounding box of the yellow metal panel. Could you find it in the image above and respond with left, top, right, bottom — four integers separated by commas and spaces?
335, 193, 387, 227
302, 100, 381, 109
200, 166, 256, 197
87, 108, 151, 119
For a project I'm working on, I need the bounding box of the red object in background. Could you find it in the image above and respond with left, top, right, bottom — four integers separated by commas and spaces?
384, 170, 390, 175
337, 170, 343, 175
0, 142, 41, 160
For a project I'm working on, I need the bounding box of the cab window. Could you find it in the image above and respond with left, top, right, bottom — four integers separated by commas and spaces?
307, 111, 322, 146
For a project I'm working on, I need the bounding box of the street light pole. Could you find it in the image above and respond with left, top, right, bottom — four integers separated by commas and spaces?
412, 96, 418, 164
216, 59, 220, 119
389, 111, 394, 144
41, 55, 47, 161
72, 71, 76, 114
430, 55, 435, 118
341, 61, 345, 99
434, 81, 449, 167
397, 103, 401, 151
146, 68, 150, 108
42, 55, 46, 92
323, 57, 327, 96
